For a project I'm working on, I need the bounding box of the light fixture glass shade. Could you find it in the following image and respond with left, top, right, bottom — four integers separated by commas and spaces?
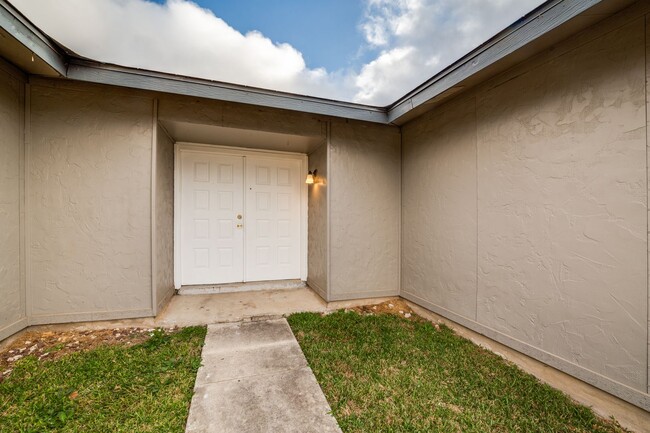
305, 171, 314, 184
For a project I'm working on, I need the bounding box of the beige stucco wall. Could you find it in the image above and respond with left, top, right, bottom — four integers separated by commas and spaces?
155, 124, 175, 313
329, 120, 401, 300
29, 81, 154, 323
402, 96, 477, 320
158, 96, 325, 138
402, 12, 649, 407
307, 142, 328, 299
647, 12, 650, 396
0, 61, 26, 340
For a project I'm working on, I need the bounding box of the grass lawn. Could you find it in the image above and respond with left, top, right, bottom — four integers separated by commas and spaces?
288, 310, 628, 433
0, 326, 206, 433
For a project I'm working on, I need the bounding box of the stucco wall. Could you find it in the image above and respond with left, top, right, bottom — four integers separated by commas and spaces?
29, 82, 154, 323
159, 96, 324, 138
155, 124, 175, 313
402, 97, 477, 320
647, 12, 650, 396
402, 14, 649, 407
307, 142, 328, 299
0, 61, 25, 340
329, 120, 401, 300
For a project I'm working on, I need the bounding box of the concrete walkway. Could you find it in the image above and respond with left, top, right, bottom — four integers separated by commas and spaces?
185, 319, 342, 433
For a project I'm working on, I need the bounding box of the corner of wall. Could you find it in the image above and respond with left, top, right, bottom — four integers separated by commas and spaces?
0, 59, 28, 341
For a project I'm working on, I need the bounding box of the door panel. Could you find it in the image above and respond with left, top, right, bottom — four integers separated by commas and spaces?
181, 152, 244, 285
245, 157, 302, 281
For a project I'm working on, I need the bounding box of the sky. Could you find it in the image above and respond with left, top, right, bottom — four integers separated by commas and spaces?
13, 0, 545, 105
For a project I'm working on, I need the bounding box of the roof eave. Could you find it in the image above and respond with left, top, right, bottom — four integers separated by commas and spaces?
0, 0, 67, 76
386, 0, 634, 125
0, 0, 635, 125
66, 58, 389, 124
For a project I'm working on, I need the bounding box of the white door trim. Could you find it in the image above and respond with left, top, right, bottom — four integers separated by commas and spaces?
174, 142, 308, 288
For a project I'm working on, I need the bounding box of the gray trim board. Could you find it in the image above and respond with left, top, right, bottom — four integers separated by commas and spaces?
401, 291, 650, 412
0, 0, 66, 76
66, 60, 389, 124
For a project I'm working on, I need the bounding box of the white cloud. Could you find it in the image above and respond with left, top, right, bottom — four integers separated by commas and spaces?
354, 0, 545, 104
13, 0, 350, 99
13, 0, 545, 105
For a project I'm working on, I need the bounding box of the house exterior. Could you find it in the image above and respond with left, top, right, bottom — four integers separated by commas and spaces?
1, 0, 650, 415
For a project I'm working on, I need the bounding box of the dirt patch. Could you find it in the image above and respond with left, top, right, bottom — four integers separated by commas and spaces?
347, 299, 420, 321
0, 327, 172, 382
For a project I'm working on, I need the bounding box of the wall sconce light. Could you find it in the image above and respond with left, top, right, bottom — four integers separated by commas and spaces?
305, 169, 317, 185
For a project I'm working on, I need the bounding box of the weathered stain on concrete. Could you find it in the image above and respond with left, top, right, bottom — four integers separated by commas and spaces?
155, 287, 397, 327
185, 319, 341, 433
156, 288, 327, 327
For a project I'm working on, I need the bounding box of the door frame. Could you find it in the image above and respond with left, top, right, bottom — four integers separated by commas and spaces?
174, 142, 308, 288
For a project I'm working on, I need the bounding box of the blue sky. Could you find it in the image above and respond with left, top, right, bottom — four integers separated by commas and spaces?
149, 0, 373, 71
14, 0, 545, 105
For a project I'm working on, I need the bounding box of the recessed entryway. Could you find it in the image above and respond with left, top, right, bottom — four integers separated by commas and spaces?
175, 144, 307, 288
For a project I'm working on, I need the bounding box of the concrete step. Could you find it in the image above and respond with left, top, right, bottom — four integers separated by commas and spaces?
178, 279, 306, 296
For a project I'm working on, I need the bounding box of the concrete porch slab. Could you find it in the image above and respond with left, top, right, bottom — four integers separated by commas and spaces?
185, 319, 341, 433
155, 286, 397, 328
155, 287, 327, 327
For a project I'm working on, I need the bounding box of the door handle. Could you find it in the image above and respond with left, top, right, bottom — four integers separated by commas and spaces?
236, 224, 243, 228
236, 214, 243, 220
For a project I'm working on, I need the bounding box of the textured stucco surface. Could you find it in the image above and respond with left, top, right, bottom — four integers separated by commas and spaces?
477, 20, 647, 392
402, 16, 648, 396
646, 12, 650, 396
402, 97, 477, 320
307, 143, 328, 300
0, 63, 25, 339
29, 83, 154, 320
329, 120, 400, 300
155, 124, 175, 313
158, 96, 326, 138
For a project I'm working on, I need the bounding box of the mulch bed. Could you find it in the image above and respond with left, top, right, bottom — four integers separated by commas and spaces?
0, 327, 173, 382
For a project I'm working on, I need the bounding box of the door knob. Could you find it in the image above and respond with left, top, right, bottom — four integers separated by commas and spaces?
237, 214, 243, 220
236, 224, 243, 228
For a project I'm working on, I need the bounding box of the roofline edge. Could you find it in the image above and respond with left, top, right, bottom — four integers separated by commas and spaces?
0, 0, 67, 76
386, 0, 602, 123
66, 59, 390, 124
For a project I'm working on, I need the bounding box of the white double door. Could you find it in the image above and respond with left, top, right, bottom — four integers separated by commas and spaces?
180, 150, 302, 285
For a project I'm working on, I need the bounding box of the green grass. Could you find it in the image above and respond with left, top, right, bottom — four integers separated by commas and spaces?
288, 311, 627, 433
0, 327, 206, 433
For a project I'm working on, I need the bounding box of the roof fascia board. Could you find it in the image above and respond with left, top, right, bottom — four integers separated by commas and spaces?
0, 0, 67, 76
0, 0, 614, 124
387, 0, 601, 124
66, 60, 389, 124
